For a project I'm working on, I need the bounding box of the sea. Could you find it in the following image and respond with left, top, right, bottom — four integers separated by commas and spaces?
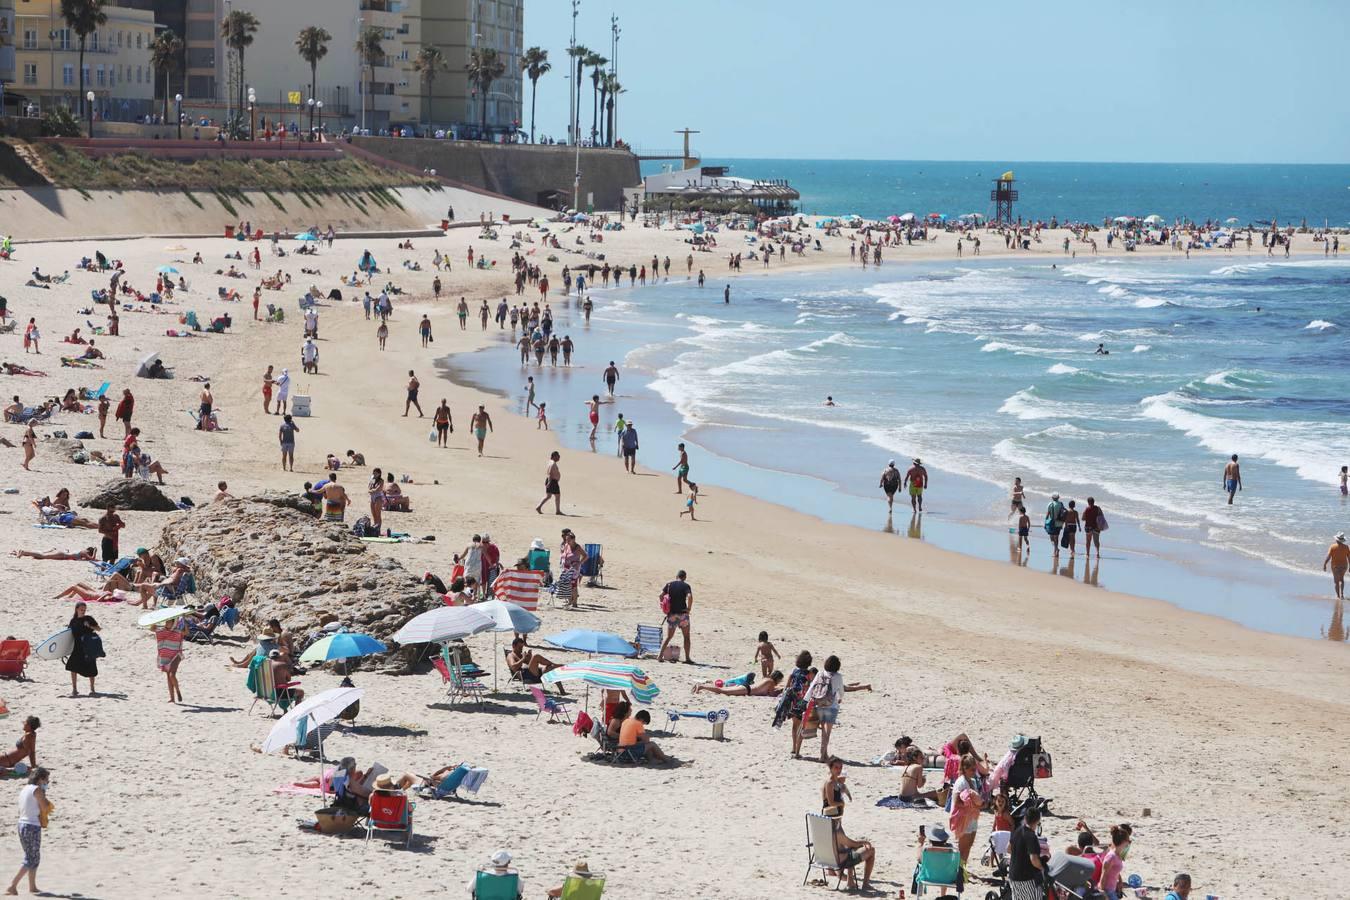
451, 162, 1350, 642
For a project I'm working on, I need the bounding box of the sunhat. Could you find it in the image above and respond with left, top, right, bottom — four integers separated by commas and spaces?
373, 773, 398, 791
929, 824, 951, 843
490, 849, 513, 868
571, 860, 593, 877
1051, 492, 1060, 500
1010, 734, 1028, 751
530, 538, 546, 550
1337, 532, 1347, 544
174, 557, 190, 566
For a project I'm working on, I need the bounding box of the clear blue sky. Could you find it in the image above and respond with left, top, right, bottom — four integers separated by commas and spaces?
525, 1, 1350, 163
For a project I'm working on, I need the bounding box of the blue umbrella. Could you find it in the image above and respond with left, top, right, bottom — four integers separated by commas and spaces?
296, 232, 319, 242
544, 629, 637, 657
157, 265, 180, 274
299, 631, 387, 664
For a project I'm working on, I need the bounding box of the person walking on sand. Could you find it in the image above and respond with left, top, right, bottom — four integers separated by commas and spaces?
65, 602, 100, 696
673, 443, 690, 493
367, 468, 384, 532
535, 451, 563, 515
376, 320, 389, 350
278, 414, 299, 471
471, 405, 493, 457
404, 371, 423, 417
1082, 496, 1105, 558
806, 655, 844, 762
456, 297, 469, 330
434, 399, 452, 448
603, 361, 620, 397
1325, 533, 1349, 601
524, 376, 538, 413
97, 393, 110, 438
621, 421, 639, 474
21, 424, 35, 471
904, 458, 928, 512
1223, 454, 1242, 504
586, 394, 601, 440
275, 369, 291, 416
419, 315, 432, 348
197, 383, 213, 430
8, 767, 52, 896
261, 365, 275, 414
115, 388, 134, 436
1009, 477, 1025, 517
879, 460, 901, 511
1045, 492, 1065, 554
658, 570, 694, 663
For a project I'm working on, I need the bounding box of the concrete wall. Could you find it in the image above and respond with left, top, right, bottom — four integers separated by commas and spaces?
351, 137, 640, 211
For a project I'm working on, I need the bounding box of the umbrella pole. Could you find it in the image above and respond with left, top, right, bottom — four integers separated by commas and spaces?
317, 719, 328, 804
493, 631, 499, 694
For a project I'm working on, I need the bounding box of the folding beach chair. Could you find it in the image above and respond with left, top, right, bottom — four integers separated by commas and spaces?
803, 812, 850, 890
914, 845, 962, 896
472, 871, 521, 900
633, 624, 662, 658
437, 646, 488, 707
559, 874, 605, 900
529, 686, 574, 724
580, 542, 604, 586
364, 790, 414, 848
247, 656, 300, 717
0, 641, 31, 680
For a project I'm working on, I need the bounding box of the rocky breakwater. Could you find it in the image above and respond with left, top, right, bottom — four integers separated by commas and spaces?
157, 492, 438, 668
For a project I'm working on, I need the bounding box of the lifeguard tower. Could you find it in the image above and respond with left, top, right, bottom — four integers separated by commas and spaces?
991, 171, 1018, 225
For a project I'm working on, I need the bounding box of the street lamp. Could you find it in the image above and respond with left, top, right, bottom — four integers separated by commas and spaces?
307, 97, 314, 136
247, 87, 256, 141
175, 93, 182, 139
315, 100, 323, 140
85, 90, 94, 136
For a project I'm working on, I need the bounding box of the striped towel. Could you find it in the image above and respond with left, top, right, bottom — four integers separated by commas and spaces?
492, 569, 543, 611
155, 629, 183, 672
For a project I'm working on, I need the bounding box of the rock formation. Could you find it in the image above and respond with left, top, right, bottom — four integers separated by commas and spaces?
80, 478, 179, 511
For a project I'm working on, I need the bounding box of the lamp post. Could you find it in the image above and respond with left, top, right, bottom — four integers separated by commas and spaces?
247, 87, 256, 141
85, 90, 94, 136
307, 97, 314, 136
571, 0, 581, 210
47, 30, 57, 114
175, 93, 182, 139
315, 100, 323, 140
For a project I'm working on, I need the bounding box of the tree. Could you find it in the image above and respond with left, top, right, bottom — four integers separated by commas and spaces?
519, 46, 550, 143
585, 52, 606, 146
464, 47, 506, 137
295, 26, 331, 133
354, 26, 385, 131
59, 0, 107, 120
150, 29, 183, 125
566, 44, 589, 145
220, 9, 259, 120
603, 74, 623, 147
411, 45, 447, 129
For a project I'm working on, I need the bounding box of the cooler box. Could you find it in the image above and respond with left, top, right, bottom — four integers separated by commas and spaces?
291, 395, 312, 417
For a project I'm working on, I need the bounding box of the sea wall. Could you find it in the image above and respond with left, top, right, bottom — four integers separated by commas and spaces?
351, 137, 639, 212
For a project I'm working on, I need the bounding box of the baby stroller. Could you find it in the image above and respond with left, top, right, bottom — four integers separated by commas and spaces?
1006, 736, 1052, 819
1047, 852, 1101, 900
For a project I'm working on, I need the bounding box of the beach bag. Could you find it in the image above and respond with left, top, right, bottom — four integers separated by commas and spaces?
1097, 513, 1109, 532
572, 710, 594, 737
428, 428, 437, 442
1035, 750, 1053, 779
659, 589, 671, 615
83, 632, 106, 659
1059, 530, 1071, 549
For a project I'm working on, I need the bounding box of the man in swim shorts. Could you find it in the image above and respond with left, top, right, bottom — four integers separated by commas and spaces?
1324, 532, 1349, 601
603, 361, 620, 397
879, 460, 901, 511
658, 570, 694, 663
903, 458, 928, 512
535, 451, 563, 515
404, 371, 423, 417
320, 474, 348, 523
470, 405, 493, 457
586, 394, 600, 440
672, 443, 690, 494
1223, 454, 1242, 505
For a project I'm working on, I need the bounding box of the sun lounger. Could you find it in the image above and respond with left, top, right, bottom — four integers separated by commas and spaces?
0, 641, 31, 680
633, 624, 662, 658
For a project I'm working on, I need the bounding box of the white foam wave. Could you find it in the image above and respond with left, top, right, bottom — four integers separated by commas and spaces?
1133, 296, 1171, 308
1020, 323, 1045, 333
1098, 285, 1131, 299
1132, 344, 1151, 352
1078, 332, 1103, 342
981, 341, 1016, 353
1304, 319, 1337, 331
1047, 363, 1079, 375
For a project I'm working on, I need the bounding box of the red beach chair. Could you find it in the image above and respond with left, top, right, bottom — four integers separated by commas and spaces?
0, 641, 32, 680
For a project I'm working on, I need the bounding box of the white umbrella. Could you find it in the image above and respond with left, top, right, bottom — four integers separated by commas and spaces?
391, 605, 495, 645
136, 606, 192, 629
260, 686, 364, 797
470, 599, 541, 692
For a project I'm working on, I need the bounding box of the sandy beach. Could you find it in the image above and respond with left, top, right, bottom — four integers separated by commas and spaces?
0, 215, 1344, 899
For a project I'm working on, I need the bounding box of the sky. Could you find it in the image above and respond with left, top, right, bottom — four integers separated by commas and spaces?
524, 0, 1350, 163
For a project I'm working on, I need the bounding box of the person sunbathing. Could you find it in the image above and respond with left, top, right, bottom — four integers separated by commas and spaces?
65, 329, 86, 344
81, 342, 104, 361
693, 671, 784, 696
0, 717, 40, 773
60, 390, 83, 412
506, 637, 563, 683
3, 363, 46, 377
32, 504, 97, 529
122, 558, 192, 609
53, 583, 130, 603
12, 547, 96, 561
897, 747, 944, 804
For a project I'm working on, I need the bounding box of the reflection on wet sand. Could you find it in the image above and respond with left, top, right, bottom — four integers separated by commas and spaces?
1323, 600, 1346, 642
907, 512, 923, 541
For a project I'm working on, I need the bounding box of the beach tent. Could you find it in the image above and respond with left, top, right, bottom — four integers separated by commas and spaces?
296, 232, 319, 242
136, 351, 161, 378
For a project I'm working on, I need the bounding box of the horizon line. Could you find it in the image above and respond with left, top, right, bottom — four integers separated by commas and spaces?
672, 156, 1350, 168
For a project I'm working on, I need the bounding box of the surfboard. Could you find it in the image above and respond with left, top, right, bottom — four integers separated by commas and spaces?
34, 628, 73, 661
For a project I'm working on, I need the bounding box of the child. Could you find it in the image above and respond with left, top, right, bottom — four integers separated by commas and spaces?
1341, 465, 1348, 496
991, 790, 1014, 832
754, 630, 780, 677
525, 376, 536, 413
680, 482, 698, 520
1016, 504, 1031, 556
536, 402, 548, 430
881, 735, 913, 766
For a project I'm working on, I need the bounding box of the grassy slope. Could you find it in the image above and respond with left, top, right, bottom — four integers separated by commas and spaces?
0, 140, 437, 193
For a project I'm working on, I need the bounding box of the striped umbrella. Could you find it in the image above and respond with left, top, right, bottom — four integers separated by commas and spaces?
542, 659, 660, 705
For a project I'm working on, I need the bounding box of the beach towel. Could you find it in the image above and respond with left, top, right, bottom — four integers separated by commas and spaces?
875, 795, 933, 810
492, 569, 543, 611
155, 629, 183, 671
273, 767, 334, 797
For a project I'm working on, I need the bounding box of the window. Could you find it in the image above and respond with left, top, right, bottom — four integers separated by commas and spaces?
185, 19, 212, 41
62, 63, 74, 86
109, 67, 116, 86
136, 33, 142, 49
136, 65, 142, 83
81, 64, 89, 84
186, 47, 214, 68
90, 31, 99, 51
118, 31, 123, 47
187, 74, 213, 98
22, 29, 36, 50
23, 64, 38, 86
57, 29, 71, 50
96, 65, 105, 86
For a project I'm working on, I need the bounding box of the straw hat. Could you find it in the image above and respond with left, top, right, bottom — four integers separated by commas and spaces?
571, 860, 593, 877
261, 626, 280, 639
373, 773, 398, 791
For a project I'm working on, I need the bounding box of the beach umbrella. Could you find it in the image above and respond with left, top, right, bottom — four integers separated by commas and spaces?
542, 659, 660, 705
1225, 217, 1240, 224
391, 605, 494, 645
897, 212, 916, 222
260, 686, 363, 797
1143, 214, 1164, 225
156, 265, 180, 274
544, 629, 637, 657
299, 631, 387, 665
887, 215, 900, 223
296, 232, 319, 241
136, 605, 192, 629
472, 599, 541, 691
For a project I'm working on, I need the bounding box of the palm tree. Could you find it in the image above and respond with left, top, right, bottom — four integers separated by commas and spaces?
566, 44, 589, 145
150, 29, 183, 125
220, 9, 259, 119
59, 0, 107, 120
464, 47, 506, 137
295, 26, 331, 133
603, 74, 623, 148
411, 45, 447, 129
354, 26, 384, 132
585, 52, 606, 146
519, 46, 550, 144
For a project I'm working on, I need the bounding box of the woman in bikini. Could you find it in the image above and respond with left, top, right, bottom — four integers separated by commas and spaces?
693, 671, 783, 696
0, 718, 39, 772
821, 757, 852, 814
367, 468, 384, 532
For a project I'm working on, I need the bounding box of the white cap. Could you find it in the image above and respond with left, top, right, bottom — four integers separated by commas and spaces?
490, 849, 512, 867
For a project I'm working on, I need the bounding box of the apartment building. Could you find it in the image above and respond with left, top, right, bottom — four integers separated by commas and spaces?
11, 0, 155, 118
1, 1, 15, 100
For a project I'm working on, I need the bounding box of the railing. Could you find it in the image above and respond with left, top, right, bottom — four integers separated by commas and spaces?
632, 147, 697, 158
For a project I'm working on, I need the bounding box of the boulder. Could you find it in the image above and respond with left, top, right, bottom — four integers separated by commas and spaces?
45, 437, 86, 463
80, 478, 179, 512
157, 496, 439, 670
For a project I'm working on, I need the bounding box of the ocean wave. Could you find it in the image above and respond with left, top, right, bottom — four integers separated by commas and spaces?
1132, 344, 1151, 352
1047, 363, 1079, 375
1098, 285, 1132, 300
1020, 323, 1045, 333
981, 341, 1017, 353
1077, 332, 1104, 342
1304, 319, 1338, 331
1133, 296, 1174, 308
